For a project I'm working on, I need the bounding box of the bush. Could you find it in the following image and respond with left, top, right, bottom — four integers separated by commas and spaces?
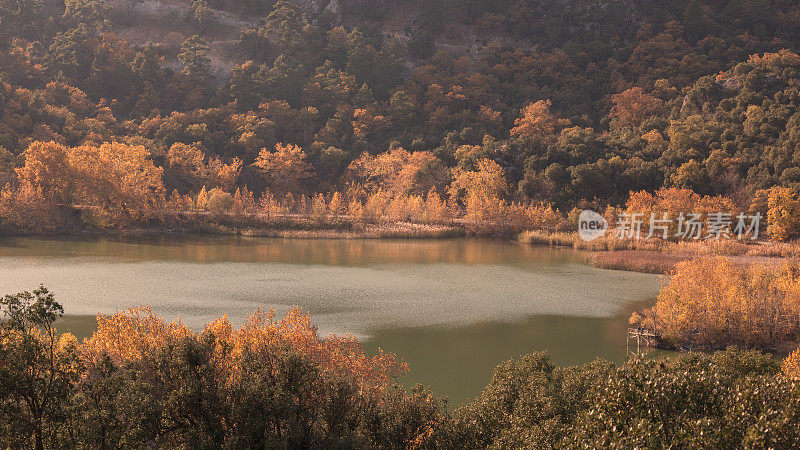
207, 188, 234, 214
5, 287, 800, 448
443, 349, 799, 448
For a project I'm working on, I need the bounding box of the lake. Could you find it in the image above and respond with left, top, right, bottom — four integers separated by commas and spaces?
0, 235, 660, 405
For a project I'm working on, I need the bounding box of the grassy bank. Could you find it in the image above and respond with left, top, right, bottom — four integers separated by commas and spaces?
518, 230, 800, 274
1, 212, 467, 240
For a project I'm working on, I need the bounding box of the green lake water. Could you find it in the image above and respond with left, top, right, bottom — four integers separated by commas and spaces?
0, 235, 660, 405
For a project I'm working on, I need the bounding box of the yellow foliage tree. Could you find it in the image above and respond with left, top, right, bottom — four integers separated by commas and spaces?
641, 256, 800, 349
81, 307, 407, 397
253, 143, 316, 196
449, 158, 507, 223
15, 141, 73, 204
196, 185, 209, 211
328, 191, 344, 217
345, 147, 448, 196
311, 193, 328, 221
0, 182, 62, 231
783, 350, 800, 378
68, 142, 165, 225
767, 187, 800, 241
510, 100, 569, 140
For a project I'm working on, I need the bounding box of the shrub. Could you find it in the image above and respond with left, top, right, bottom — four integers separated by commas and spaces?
207, 188, 233, 214
443, 349, 795, 448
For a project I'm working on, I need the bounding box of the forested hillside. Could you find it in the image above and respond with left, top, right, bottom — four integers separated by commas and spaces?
2, 0, 800, 230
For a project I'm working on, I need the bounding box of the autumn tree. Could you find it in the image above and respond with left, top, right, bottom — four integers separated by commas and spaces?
609, 87, 663, 129
767, 187, 800, 241
510, 100, 568, 141
165, 142, 206, 192
345, 147, 449, 196
15, 141, 73, 205
449, 158, 507, 223
0, 287, 78, 449
253, 143, 316, 196
206, 156, 242, 192
69, 142, 165, 225
207, 187, 233, 214
638, 257, 800, 350
0, 182, 62, 231
74, 306, 440, 447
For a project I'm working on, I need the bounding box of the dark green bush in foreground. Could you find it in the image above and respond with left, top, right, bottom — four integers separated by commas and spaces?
443, 349, 800, 448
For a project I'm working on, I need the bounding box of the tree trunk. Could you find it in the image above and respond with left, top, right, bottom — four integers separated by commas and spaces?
34, 423, 44, 450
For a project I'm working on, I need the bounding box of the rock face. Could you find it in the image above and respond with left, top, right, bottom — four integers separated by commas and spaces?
293, 0, 343, 24
325, 0, 339, 15
295, 0, 336, 15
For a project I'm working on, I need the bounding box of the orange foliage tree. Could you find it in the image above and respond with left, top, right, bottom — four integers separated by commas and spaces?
783, 350, 800, 378
10, 141, 165, 227
449, 158, 507, 223
253, 143, 315, 196
345, 147, 449, 197
69, 142, 165, 225
639, 256, 800, 350
15, 141, 73, 205
624, 188, 735, 238
510, 100, 569, 140
82, 307, 408, 391
766, 187, 800, 241
610, 87, 663, 128
78, 307, 428, 441
0, 182, 62, 231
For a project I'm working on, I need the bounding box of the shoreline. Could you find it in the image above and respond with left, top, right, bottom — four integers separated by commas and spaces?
5, 222, 797, 275
0, 217, 469, 240
518, 230, 799, 274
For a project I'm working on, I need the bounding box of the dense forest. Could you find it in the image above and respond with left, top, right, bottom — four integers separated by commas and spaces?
3, 0, 800, 233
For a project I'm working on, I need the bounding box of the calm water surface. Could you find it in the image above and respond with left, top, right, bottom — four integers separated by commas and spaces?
0, 236, 660, 405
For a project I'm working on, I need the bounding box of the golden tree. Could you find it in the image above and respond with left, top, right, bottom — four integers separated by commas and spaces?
610, 87, 663, 128
311, 193, 328, 221
510, 100, 568, 140
641, 257, 800, 349
345, 147, 448, 196
328, 191, 345, 217
196, 185, 209, 211
449, 158, 507, 223
253, 143, 316, 196
783, 350, 800, 379
81, 307, 407, 400
767, 187, 800, 241
15, 141, 73, 205
206, 156, 242, 192
0, 182, 62, 231
68, 142, 165, 225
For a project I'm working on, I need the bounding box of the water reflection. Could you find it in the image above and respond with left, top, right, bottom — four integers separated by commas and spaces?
0, 235, 581, 266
